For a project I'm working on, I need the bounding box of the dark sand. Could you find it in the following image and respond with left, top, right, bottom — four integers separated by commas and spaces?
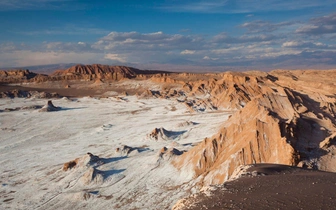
186, 164, 336, 210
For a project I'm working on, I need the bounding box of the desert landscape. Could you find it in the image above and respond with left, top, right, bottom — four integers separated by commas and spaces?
2, 0, 336, 209
0, 64, 335, 209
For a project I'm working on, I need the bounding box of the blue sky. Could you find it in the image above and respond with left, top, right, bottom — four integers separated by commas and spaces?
1, 0, 336, 70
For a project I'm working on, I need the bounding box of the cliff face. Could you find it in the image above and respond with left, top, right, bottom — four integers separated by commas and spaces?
1, 64, 172, 83
172, 70, 336, 185
142, 70, 336, 183
51, 64, 171, 81
51, 64, 139, 81
0, 69, 39, 83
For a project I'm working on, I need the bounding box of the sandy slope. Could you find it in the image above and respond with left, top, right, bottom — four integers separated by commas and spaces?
0, 96, 232, 209
173, 164, 336, 210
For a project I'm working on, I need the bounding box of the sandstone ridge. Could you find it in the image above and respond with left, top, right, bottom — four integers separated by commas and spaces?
170, 70, 336, 185
0, 64, 172, 83
51, 64, 171, 81
0, 69, 40, 83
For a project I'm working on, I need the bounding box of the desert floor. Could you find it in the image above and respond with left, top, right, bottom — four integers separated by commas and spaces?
0, 95, 232, 209
178, 164, 336, 210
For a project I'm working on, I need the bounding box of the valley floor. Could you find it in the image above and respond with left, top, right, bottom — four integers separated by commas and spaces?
0, 96, 232, 209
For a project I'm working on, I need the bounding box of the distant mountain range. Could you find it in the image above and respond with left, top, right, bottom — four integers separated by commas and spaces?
1, 63, 79, 74
1, 63, 242, 74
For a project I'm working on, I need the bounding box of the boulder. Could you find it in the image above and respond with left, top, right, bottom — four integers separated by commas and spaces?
39, 100, 61, 112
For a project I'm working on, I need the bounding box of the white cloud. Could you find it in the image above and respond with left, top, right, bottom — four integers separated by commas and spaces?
104, 54, 127, 63
296, 25, 319, 33
240, 20, 295, 33
282, 41, 334, 49
92, 31, 203, 52
0, 43, 18, 52
282, 41, 300, 47
203, 56, 218, 61
180, 50, 196, 55
42, 42, 95, 53
260, 50, 301, 58
296, 13, 336, 35
212, 33, 277, 44
211, 46, 245, 54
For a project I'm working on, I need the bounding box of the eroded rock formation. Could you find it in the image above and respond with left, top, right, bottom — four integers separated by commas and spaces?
51, 64, 171, 81
1, 64, 171, 83
0, 89, 60, 98
62, 152, 102, 171
147, 127, 186, 141
0, 69, 40, 83
172, 70, 336, 185
39, 100, 62, 112
158, 147, 184, 161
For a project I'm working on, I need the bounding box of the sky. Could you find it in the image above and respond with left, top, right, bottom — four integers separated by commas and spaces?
1, 0, 336, 71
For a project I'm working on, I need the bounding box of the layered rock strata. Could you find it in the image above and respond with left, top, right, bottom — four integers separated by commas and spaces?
172, 70, 336, 185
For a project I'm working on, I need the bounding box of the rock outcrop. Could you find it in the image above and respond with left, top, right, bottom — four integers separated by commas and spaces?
147, 127, 186, 141
1, 64, 172, 84
52, 64, 139, 81
115, 145, 137, 156
62, 152, 102, 171
39, 100, 61, 112
0, 89, 60, 98
63, 158, 80, 171
172, 70, 336, 185
158, 147, 184, 160
80, 167, 105, 185
51, 64, 171, 81
0, 69, 40, 83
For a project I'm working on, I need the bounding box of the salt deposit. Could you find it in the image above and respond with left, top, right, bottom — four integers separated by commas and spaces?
0, 96, 233, 209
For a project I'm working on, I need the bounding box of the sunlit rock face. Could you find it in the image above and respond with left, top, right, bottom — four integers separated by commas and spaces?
173, 70, 336, 185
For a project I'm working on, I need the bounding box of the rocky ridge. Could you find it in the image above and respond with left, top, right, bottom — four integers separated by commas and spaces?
167, 70, 336, 185
1, 65, 336, 187
0, 69, 40, 83
0, 64, 171, 83
51, 64, 170, 81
